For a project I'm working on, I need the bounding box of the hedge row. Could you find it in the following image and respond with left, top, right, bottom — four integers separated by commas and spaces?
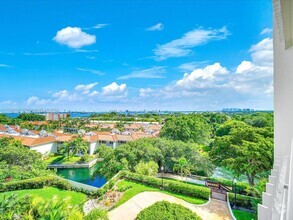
0, 176, 71, 192
120, 171, 210, 200
206, 177, 250, 194
228, 193, 261, 210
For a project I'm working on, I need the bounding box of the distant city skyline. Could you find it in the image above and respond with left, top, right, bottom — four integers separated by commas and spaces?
0, 0, 273, 111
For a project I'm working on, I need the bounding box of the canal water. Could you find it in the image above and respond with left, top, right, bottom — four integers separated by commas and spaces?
56, 163, 107, 188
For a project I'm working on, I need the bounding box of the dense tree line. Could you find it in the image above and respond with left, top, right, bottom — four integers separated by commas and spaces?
159, 112, 273, 185
96, 138, 213, 179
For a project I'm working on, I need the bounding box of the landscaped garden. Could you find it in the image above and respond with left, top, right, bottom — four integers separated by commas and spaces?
0, 112, 274, 219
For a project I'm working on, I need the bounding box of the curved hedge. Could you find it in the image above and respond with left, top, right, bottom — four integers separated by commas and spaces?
0, 176, 71, 192
137, 201, 202, 220
120, 171, 210, 200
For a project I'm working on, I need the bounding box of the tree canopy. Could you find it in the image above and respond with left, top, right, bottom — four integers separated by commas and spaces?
0, 137, 52, 182
160, 114, 211, 145
96, 138, 214, 179
210, 120, 273, 185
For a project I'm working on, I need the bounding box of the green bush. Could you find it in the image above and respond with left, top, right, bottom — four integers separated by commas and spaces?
0, 176, 71, 192
120, 171, 210, 200
84, 208, 108, 220
137, 201, 202, 220
228, 193, 261, 210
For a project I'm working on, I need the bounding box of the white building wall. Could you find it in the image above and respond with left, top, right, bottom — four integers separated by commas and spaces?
89, 142, 98, 155
274, 24, 293, 166
30, 142, 57, 155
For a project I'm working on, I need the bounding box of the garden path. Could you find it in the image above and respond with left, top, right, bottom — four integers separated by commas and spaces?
108, 191, 233, 220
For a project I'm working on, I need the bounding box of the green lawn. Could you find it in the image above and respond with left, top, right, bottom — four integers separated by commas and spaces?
233, 209, 256, 220
114, 180, 208, 208
0, 187, 87, 208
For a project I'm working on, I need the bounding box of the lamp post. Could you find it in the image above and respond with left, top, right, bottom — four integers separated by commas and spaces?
161, 166, 164, 190
233, 178, 237, 209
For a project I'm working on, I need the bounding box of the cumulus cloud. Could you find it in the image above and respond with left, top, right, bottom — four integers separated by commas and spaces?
89, 90, 99, 97
137, 37, 273, 109
102, 82, 127, 96
53, 27, 96, 48
26, 96, 51, 105
146, 23, 164, 31
118, 66, 166, 79
139, 88, 154, 97
260, 28, 272, 35
249, 38, 273, 66
154, 26, 229, 60
174, 63, 229, 90
75, 82, 98, 94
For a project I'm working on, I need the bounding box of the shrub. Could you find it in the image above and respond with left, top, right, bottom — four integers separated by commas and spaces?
137, 201, 202, 220
120, 171, 210, 200
228, 193, 261, 210
79, 154, 90, 162
0, 176, 71, 192
84, 208, 108, 220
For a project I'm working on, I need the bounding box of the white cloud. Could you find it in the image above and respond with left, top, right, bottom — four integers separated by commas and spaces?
118, 66, 166, 79
89, 90, 99, 97
236, 61, 255, 74
139, 88, 154, 97
154, 26, 229, 60
0, 100, 17, 105
26, 96, 51, 105
174, 63, 229, 90
52, 90, 70, 99
260, 28, 272, 35
75, 82, 98, 94
178, 61, 208, 72
76, 68, 105, 75
146, 23, 164, 31
93, 24, 109, 29
102, 82, 127, 96
0, 64, 13, 68
249, 38, 273, 66
53, 27, 96, 48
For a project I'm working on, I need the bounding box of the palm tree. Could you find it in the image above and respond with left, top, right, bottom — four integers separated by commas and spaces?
71, 136, 89, 155
173, 157, 190, 181
59, 142, 71, 157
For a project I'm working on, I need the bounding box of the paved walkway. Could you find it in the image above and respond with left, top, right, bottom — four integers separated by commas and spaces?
108, 192, 233, 220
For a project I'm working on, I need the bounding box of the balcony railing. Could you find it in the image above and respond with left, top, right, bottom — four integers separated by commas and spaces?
258, 140, 292, 220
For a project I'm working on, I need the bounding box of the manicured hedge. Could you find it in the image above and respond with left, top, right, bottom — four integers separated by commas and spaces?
228, 193, 261, 210
0, 176, 71, 192
137, 201, 202, 220
206, 177, 250, 195
120, 171, 210, 200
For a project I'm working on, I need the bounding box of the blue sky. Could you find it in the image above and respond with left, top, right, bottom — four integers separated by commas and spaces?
0, 0, 273, 111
